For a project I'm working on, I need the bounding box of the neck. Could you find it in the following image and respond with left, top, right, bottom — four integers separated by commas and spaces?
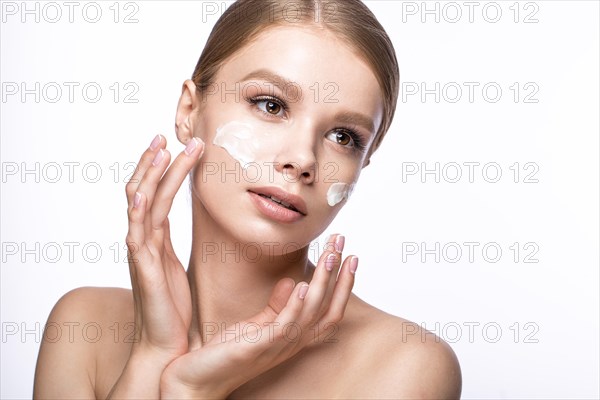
186, 200, 314, 348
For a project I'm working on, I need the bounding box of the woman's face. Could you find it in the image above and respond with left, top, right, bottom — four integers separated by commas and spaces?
188, 25, 383, 252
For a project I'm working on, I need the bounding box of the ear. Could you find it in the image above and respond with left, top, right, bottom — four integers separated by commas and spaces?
362, 157, 371, 168
175, 79, 201, 145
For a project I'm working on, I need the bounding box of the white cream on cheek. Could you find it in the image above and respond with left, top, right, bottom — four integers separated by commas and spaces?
213, 120, 356, 207
212, 121, 280, 169
327, 182, 355, 206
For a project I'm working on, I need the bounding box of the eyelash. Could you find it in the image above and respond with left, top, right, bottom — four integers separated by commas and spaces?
245, 95, 367, 153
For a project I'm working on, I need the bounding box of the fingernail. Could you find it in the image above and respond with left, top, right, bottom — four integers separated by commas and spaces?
133, 192, 141, 208
184, 137, 198, 156
152, 149, 164, 166
349, 256, 359, 274
149, 134, 162, 150
325, 253, 337, 271
298, 284, 309, 299
326, 233, 337, 253
335, 235, 345, 253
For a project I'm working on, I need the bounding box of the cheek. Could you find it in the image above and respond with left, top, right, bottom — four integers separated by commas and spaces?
193, 119, 289, 196
212, 120, 282, 167
322, 159, 361, 207
203, 117, 361, 208
326, 182, 355, 206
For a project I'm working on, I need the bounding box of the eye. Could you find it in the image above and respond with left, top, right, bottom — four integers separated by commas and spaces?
326, 128, 366, 153
261, 100, 282, 115
329, 130, 353, 146
248, 96, 287, 118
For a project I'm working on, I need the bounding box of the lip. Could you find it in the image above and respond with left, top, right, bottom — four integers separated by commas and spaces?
249, 187, 308, 215
248, 187, 308, 223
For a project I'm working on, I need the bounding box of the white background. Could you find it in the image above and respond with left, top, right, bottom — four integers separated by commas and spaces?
1, 1, 598, 398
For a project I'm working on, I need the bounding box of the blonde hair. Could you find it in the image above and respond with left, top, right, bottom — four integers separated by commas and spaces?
192, 0, 399, 158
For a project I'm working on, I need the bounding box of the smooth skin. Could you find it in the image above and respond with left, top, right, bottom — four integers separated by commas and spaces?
33, 26, 461, 399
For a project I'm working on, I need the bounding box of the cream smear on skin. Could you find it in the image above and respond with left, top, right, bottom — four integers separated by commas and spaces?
327, 182, 355, 206
212, 121, 278, 169
213, 120, 355, 207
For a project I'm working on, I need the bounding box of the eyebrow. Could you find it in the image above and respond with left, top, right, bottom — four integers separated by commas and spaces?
333, 111, 376, 135
241, 68, 376, 134
241, 69, 303, 101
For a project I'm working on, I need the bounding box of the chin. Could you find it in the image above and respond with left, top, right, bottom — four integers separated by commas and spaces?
233, 218, 314, 254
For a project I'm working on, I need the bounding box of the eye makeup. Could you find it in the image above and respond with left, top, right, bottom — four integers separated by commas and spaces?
244, 91, 368, 155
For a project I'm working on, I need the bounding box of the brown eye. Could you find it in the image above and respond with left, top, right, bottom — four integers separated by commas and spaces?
326, 129, 365, 153
335, 132, 351, 146
265, 101, 281, 114
252, 97, 285, 117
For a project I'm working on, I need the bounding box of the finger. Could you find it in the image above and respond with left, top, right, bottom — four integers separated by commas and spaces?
126, 192, 164, 282
318, 255, 357, 329
193, 283, 309, 384
244, 281, 308, 357
273, 281, 309, 327
126, 190, 147, 280
162, 217, 177, 259
161, 217, 179, 273
317, 235, 345, 315
126, 191, 147, 264
267, 278, 296, 315
212, 281, 302, 358
125, 134, 166, 204
299, 234, 344, 324
125, 192, 153, 307
151, 137, 205, 228
237, 277, 294, 334
135, 148, 172, 218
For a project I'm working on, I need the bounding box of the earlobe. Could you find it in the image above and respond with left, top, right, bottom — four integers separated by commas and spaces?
362, 158, 371, 168
175, 79, 200, 145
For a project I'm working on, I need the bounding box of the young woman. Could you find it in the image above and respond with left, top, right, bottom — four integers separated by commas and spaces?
33, 0, 461, 398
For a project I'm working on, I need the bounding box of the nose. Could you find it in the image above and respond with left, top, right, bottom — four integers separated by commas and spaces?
273, 129, 317, 185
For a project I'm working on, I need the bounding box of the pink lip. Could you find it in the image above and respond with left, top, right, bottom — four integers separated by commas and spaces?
249, 187, 308, 215
248, 187, 308, 223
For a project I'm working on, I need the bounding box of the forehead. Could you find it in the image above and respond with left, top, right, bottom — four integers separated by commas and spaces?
216, 25, 383, 131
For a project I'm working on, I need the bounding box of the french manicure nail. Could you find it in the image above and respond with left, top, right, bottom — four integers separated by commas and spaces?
133, 192, 141, 208
298, 284, 309, 299
184, 137, 198, 156
152, 149, 164, 166
149, 134, 162, 150
335, 235, 345, 253
325, 253, 337, 271
349, 256, 359, 274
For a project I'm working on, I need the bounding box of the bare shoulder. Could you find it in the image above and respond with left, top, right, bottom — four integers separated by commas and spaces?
34, 286, 134, 399
341, 295, 462, 399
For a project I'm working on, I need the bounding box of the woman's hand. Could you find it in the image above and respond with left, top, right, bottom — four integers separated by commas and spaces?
159, 234, 358, 399
126, 134, 205, 359
107, 134, 205, 399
